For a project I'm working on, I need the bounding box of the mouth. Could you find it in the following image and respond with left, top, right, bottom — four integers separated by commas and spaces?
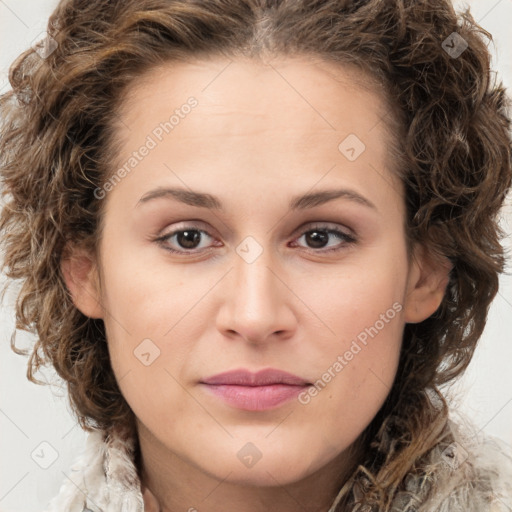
200, 368, 312, 411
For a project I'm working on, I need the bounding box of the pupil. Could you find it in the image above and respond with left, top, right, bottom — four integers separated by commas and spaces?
178, 230, 201, 249
306, 230, 328, 248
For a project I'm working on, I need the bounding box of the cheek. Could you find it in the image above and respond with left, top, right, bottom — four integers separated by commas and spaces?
99, 242, 196, 340
93, 236, 407, 483
293, 258, 405, 425
98, 246, 222, 421
299, 256, 405, 355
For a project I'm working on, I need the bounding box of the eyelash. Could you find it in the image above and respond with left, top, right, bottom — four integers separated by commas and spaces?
153, 223, 357, 255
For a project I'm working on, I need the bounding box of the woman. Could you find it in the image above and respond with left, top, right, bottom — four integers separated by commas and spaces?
1, 0, 511, 510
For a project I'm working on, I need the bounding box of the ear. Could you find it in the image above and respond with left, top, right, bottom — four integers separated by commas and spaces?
403, 243, 452, 324
60, 244, 104, 319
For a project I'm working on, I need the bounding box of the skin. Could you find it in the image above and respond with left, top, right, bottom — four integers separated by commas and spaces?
62, 54, 450, 512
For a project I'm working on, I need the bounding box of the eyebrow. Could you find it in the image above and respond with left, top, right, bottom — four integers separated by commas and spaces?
137, 186, 377, 211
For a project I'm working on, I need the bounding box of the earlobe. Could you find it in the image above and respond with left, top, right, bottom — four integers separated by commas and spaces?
403, 244, 452, 324
60, 245, 104, 319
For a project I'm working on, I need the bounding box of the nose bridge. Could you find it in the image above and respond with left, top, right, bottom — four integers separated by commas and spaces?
218, 238, 295, 342
233, 240, 281, 312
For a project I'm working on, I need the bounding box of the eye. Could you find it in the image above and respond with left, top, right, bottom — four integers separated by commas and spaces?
291, 224, 357, 253
154, 226, 217, 254
153, 222, 357, 255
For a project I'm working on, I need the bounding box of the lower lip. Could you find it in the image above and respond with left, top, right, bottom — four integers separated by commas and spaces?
201, 383, 309, 411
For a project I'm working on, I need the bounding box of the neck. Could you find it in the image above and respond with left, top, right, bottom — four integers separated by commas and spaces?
136, 423, 363, 512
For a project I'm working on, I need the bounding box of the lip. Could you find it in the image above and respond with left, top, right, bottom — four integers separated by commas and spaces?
200, 368, 311, 411
201, 368, 310, 386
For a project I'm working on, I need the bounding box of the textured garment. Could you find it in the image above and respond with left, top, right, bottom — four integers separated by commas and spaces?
43, 418, 512, 512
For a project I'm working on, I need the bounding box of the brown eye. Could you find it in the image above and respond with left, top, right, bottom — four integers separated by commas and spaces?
175, 230, 202, 249
154, 223, 356, 256
304, 230, 330, 249
294, 225, 356, 253
156, 227, 216, 253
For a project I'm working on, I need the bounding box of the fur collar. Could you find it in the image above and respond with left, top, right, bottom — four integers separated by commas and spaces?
43, 419, 512, 511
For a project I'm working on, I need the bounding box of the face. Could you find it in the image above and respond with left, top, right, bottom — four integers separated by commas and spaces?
65, 55, 448, 490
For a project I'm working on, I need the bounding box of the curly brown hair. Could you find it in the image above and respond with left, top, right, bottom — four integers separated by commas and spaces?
1, 0, 511, 509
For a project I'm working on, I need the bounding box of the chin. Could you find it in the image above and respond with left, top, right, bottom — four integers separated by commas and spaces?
206, 459, 312, 487
188, 438, 332, 488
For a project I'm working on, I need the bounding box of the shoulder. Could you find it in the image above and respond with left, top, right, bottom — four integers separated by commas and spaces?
43, 427, 144, 512
417, 418, 512, 512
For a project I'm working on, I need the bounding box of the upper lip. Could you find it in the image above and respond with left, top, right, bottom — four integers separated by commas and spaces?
201, 368, 310, 386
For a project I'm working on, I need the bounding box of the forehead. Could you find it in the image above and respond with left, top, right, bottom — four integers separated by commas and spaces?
118, 54, 391, 139
107, 54, 403, 214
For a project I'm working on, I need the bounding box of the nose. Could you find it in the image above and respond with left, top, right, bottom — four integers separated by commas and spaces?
215, 246, 297, 345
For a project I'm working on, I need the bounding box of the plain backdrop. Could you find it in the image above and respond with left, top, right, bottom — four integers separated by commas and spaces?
1, 1, 511, 511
